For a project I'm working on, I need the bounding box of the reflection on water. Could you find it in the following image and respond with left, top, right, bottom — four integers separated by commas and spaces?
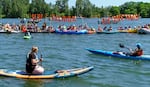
23, 79, 53, 87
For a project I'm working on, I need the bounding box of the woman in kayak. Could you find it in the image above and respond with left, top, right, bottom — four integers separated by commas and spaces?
129, 43, 143, 56
26, 46, 44, 74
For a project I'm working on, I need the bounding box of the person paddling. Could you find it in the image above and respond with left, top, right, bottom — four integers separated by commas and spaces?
24, 31, 31, 36
128, 43, 143, 56
114, 43, 143, 56
26, 46, 44, 75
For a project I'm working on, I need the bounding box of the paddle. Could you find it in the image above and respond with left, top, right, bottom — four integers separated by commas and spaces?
119, 43, 125, 48
39, 49, 43, 66
119, 43, 133, 52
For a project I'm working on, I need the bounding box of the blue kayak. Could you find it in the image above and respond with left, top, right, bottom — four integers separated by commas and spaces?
0, 66, 93, 79
86, 48, 150, 61
55, 29, 87, 34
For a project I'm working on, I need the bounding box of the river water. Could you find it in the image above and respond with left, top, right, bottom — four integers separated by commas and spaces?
0, 18, 150, 87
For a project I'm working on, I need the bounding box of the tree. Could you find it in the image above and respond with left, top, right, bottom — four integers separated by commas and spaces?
137, 2, 150, 18
109, 6, 120, 16
29, 0, 49, 17
76, 0, 83, 16
76, 0, 92, 17
0, 0, 150, 18
120, 2, 138, 14
55, 0, 69, 16
2, 0, 12, 17
0, 1, 2, 17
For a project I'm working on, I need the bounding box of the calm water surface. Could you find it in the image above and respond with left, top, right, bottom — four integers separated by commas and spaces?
0, 18, 150, 87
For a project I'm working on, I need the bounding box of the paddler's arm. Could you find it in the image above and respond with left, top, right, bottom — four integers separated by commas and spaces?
32, 58, 42, 65
128, 48, 134, 53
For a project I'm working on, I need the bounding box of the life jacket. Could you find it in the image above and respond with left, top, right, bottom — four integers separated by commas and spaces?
21, 25, 27, 32
131, 49, 143, 56
26, 53, 36, 73
136, 49, 143, 56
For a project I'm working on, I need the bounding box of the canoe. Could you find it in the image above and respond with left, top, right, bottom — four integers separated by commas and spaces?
0, 66, 93, 79
86, 48, 150, 61
23, 35, 31, 39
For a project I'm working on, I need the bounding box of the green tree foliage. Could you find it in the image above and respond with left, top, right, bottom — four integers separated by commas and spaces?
56, 0, 68, 13
137, 2, 150, 18
29, 0, 49, 17
0, 0, 150, 18
76, 0, 93, 17
109, 6, 120, 16
2, 0, 11, 17
120, 2, 138, 14
0, 1, 2, 17
1, 0, 29, 18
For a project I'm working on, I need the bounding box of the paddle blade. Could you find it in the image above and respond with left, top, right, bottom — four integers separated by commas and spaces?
119, 43, 125, 48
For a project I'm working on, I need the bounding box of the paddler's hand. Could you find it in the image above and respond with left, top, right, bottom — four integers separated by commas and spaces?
40, 58, 43, 62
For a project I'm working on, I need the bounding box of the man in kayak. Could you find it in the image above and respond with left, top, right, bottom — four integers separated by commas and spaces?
114, 43, 143, 56
128, 43, 143, 56
26, 46, 44, 74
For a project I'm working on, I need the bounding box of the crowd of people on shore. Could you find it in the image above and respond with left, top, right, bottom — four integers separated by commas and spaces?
0, 21, 96, 34
0, 19, 150, 34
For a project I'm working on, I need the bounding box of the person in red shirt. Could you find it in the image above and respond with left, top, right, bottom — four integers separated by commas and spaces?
129, 43, 143, 56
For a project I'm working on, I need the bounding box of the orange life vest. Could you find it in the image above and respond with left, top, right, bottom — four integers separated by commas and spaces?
136, 49, 143, 56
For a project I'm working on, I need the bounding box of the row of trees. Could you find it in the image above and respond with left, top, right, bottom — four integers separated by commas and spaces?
0, 0, 150, 18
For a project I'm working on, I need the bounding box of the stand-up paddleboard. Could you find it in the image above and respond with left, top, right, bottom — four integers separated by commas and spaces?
0, 66, 94, 79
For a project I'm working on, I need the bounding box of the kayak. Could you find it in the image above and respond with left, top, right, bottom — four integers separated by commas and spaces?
0, 66, 93, 79
137, 28, 150, 34
86, 48, 150, 61
97, 31, 118, 34
55, 29, 87, 34
23, 35, 31, 39
23, 32, 31, 39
